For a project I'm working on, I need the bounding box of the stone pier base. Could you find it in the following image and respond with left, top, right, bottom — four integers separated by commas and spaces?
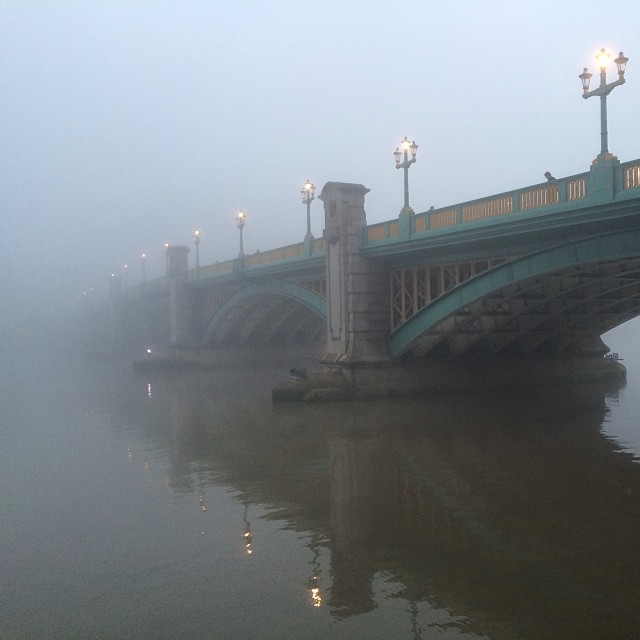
272, 353, 626, 401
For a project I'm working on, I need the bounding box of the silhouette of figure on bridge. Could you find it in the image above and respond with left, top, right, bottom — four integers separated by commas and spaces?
544, 171, 556, 181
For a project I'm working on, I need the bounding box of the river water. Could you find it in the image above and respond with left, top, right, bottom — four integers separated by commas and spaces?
2, 325, 640, 640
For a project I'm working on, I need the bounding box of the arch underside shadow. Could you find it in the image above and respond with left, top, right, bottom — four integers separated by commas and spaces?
389, 228, 640, 358
203, 280, 327, 345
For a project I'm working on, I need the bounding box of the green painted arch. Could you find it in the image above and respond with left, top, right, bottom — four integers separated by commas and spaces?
388, 227, 640, 357
202, 279, 327, 343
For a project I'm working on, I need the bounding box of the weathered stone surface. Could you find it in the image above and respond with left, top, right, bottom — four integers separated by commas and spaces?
319, 182, 390, 364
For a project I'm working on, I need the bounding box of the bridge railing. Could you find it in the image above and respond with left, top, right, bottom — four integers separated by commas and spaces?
623, 160, 640, 189
191, 259, 235, 279
233, 237, 325, 269
126, 237, 327, 294
244, 241, 304, 266
189, 237, 326, 280
365, 159, 640, 244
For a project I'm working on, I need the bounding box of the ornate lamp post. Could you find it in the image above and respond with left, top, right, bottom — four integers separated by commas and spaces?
394, 137, 418, 214
141, 253, 146, 283
193, 229, 201, 277
579, 48, 629, 162
301, 180, 315, 239
235, 211, 246, 257
163, 243, 169, 275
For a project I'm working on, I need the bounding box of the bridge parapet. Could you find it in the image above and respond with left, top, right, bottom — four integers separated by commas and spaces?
365, 158, 640, 245
623, 160, 640, 189
243, 237, 325, 267
193, 259, 235, 279
188, 237, 325, 283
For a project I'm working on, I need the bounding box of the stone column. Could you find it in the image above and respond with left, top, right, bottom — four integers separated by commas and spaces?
319, 182, 390, 365
166, 245, 193, 346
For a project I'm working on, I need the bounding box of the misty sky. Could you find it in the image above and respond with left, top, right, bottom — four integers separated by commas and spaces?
2, 0, 639, 330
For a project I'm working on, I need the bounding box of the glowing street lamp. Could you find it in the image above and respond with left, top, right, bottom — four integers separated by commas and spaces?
579, 48, 629, 162
394, 137, 418, 214
163, 243, 169, 274
301, 180, 316, 239
193, 229, 201, 277
235, 211, 246, 257
141, 253, 147, 283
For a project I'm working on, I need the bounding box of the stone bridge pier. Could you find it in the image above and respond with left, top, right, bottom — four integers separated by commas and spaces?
166, 245, 196, 348
320, 182, 389, 367
315, 182, 419, 394
311, 181, 624, 396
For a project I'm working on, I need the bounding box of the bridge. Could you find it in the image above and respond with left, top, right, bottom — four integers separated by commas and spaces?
109, 154, 640, 392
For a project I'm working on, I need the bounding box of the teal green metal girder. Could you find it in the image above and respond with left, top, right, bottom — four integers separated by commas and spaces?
363, 197, 640, 268
202, 279, 326, 343
388, 228, 640, 357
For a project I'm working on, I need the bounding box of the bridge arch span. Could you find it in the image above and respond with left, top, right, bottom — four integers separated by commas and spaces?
202, 280, 327, 345
389, 228, 640, 358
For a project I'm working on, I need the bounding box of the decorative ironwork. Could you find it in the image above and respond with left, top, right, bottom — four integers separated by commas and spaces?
519, 184, 560, 210
367, 222, 400, 241
567, 178, 587, 200
428, 209, 456, 229
461, 196, 513, 223
196, 260, 235, 279
367, 225, 387, 241
624, 164, 640, 189
390, 257, 511, 329
201, 289, 233, 326
296, 278, 326, 299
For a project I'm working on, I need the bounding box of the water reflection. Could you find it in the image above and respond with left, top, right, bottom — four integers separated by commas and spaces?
242, 502, 253, 556
112, 368, 640, 640
198, 485, 207, 512
306, 536, 324, 608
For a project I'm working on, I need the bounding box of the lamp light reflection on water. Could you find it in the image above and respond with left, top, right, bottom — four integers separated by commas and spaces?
242, 503, 253, 555
244, 531, 253, 555
307, 539, 323, 607
309, 575, 322, 607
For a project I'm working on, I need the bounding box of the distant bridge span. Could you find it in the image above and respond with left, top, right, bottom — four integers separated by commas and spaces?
202, 279, 327, 345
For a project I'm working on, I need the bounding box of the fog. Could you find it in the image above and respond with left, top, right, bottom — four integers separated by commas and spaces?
2, 1, 639, 341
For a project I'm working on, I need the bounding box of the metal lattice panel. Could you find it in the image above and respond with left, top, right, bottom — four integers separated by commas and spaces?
390, 257, 511, 331
413, 259, 640, 356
